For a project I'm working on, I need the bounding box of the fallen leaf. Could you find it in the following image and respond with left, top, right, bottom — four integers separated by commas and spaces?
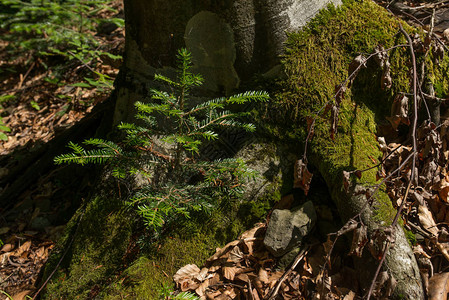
174, 264, 200, 285
229, 246, 244, 263
330, 104, 339, 140
35, 246, 46, 259
306, 116, 315, 140
337, 219, 358, 236
258, 268, 269, 284
347, 55, 367, 88
440, 187, 449, 203
13, 240, 31, 257
343, 290, 356, 300
437, 243, 449, 262
418, 205, 439, 236
293, 159, 313, 195
11, 290, 32, 300
196, 267, 209, 282
349, 224, 368, 257
195, 278, 210, 297
428, 272, 449, 300
1, 243, 14, 253
335, 84, 346, 105
223, 265, 239, 281
206, 240, 240, 264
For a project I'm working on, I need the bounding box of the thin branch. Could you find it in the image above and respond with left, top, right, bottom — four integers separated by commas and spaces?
366, 22, 419, 300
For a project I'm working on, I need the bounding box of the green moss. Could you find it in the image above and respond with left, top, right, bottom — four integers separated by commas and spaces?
101, 233, 221, 299
42, 195, 133, 299
42, 161, 282, 299
270, 0, 420, 223
405, 229, 417, 246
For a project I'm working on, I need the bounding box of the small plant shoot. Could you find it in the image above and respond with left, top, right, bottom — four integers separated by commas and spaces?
55, 48, 269, 230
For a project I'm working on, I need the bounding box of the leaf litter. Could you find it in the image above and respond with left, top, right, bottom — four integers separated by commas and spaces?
0, 1, 124, 298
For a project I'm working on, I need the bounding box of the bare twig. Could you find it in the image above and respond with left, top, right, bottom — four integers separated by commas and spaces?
366, 22, 419, 300
267, 245, 310, 300
302, 44, 407, 160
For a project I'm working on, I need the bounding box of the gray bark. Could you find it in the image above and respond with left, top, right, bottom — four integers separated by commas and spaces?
115, 0, 341, 123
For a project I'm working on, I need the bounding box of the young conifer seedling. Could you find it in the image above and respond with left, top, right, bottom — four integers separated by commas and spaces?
55, 48, 269, 230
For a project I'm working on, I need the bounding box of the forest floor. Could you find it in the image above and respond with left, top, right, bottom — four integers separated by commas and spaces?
0, 1, 124, 298
0, 0, 449, 299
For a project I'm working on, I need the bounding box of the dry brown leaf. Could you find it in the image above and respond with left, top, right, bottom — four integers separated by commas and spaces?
236, 272, 250, 283
174, 264, 201, 285
223, 266, 239, 281
428, 272, 449, 300
196, 267, 209, 282
11, 290, 32, 300
349, 224, 368, 257
440, 187, 449, 203
206, 289, 221, 299
195, 278, 210, 297
418, 205, 439, 236
437, 243, 449, 262
1, 243, 14, 253
206, 240, 240, 264
293, 159, 313, 196
35, 246, 46, 259
330, 104, 339, 141
258, 268, 269, 284
13, 240, 31, 257
337, 219, 358, 236
306, 116, 315, 140
413, 244, 431, 259
335, 83, 346, 105
229, 246, 244, 263
251, 288, 261, 300
342, 290, 356, 300
347, 55, 367, 88
240, 223, 265, 240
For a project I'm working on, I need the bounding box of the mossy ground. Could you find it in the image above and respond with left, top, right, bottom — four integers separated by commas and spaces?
41, 146, 283, 299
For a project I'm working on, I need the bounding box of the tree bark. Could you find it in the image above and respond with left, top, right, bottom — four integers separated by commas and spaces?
114, 0, 341, 123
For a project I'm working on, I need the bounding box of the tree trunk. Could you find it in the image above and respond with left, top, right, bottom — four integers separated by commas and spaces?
40, 1, 426, 298
114, 0, 341, 123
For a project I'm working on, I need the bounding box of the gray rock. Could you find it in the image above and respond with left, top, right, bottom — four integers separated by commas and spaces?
30, 216, 51, 231
264, 201, 316, 257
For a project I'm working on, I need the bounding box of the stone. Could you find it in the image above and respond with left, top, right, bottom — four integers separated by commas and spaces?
30, 216, 51, 231
264, 201, 316, 257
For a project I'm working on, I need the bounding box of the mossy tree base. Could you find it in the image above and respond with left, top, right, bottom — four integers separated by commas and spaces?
265, 0, 449, 298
